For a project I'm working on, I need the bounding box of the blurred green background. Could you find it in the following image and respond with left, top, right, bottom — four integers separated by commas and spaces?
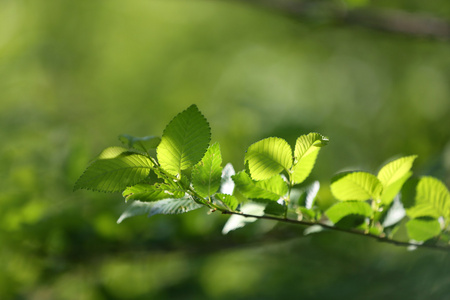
1, 0, 450, 299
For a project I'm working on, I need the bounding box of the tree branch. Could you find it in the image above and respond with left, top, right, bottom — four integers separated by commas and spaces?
220, 210, 450, 252
230, 0, 450, 40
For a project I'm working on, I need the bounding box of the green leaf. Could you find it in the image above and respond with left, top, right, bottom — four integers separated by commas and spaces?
96, 146, 129, 159
380, 171, 412, 206
377, 155, 417, 187
232, 171, 288, 201
292, 133, 328, 184
215, 193, 239, 211
222, 202, 266, 234
157, 105, 211, 176
325, 201, 373, 224
406, 217, 441, 242
264, 201, 285, 216
244, 137, 292, 181
123, 183, 185, 202
119, 134, 161, 152
192, 143, 223, 198
406, 176, 450, 219
117, 197, 203, 223
330, 172, 383, 201
74, 152, 153, 192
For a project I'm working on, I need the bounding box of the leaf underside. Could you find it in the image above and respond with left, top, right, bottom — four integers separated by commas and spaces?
222, 202, 266, 234
220, 163, 236, 195
157, 105, 211, 176
117, 197, 203, 223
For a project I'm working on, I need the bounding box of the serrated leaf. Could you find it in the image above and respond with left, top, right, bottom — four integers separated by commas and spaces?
232, 171, 288, 201
380, 171, 412, 206
97, 146, 129, 159
406, 176, 450, 219
192, 143, 223, 198
222, 202, 266, 234
331, 172, 383, 201
215, 193, 239, 211
123, 183, 185, 202
119, 134, 161, 152
157, 105, 211, 176
325, 201, 373, 224
377, 155, 417, 187
406, 218, 441, 242
74, 152, 153, 192
292, 133, 328, 184
244, 137, 292, 181
117, 197, 203, 223
220, 163, 236, 195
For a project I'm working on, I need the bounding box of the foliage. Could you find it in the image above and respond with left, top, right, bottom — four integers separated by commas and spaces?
76, 105, 450, 250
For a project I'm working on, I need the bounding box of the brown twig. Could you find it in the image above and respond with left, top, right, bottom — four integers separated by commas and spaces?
230, 0, 450, 40
221, 210, 450, 252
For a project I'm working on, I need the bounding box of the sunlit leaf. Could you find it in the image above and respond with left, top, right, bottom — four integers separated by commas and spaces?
74, 152, 152, 192
222, 202, 266, 234
378, 155, 417, 187
245, 137, 292, 181
380, 171, 412, 206
97, 146, 129, 159
331, 172, 383, 201
215, 193, 239, 211
117, 197, 203, 223
292, 133, 328, 184
192, 142, 223, 198
406, 217, 441, 242
157, 104, 211, 176
232, 171, 288, 201
406, 176, 450, 219
325, 201, 372, 224
123, 183, 184, 202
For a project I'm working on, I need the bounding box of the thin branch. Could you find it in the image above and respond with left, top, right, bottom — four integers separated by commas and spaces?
228, 0, 450, 40
220, 210, 450, 252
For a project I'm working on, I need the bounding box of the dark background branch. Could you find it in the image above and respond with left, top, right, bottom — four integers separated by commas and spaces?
229, 0, 450, 40
221, 210, 450, 252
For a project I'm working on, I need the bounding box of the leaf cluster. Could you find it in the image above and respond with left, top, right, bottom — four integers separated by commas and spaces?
75, 105, 450, 250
